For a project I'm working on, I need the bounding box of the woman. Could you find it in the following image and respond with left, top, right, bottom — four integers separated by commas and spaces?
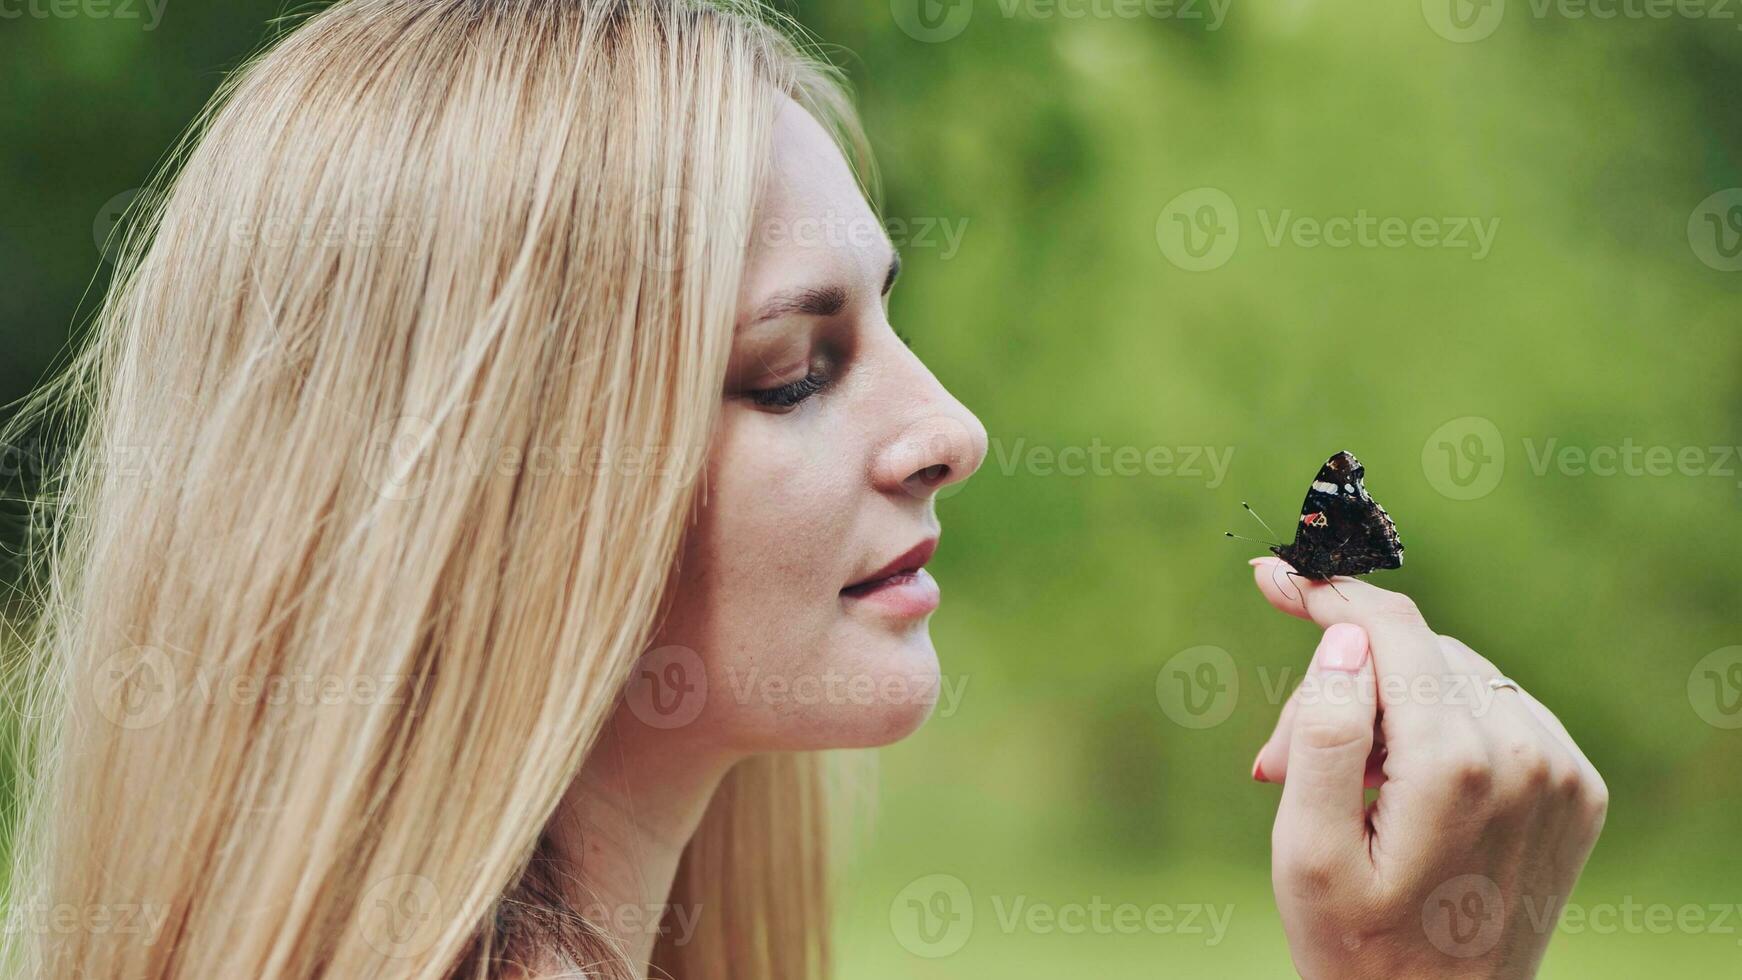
2, 1, 1606, 977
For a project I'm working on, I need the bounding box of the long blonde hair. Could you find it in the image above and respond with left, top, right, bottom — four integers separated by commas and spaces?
2, 2, 867, 976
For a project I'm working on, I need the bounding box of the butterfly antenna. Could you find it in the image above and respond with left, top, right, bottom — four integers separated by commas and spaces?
1324, 578, 1350, 602
1223, 531, 1275, 546
1242, 501, 1281, 542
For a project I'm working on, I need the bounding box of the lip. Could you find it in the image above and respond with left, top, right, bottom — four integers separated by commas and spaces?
844, 538, 938, 590
841, 537, 941, 618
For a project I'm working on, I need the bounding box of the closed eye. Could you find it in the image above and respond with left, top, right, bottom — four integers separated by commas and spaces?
747, 368, 831, 411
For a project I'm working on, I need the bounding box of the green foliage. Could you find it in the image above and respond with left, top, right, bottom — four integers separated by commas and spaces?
1, 2, 1737, 974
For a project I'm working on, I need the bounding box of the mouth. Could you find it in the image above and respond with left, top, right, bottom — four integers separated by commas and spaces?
841, 537, 941, 617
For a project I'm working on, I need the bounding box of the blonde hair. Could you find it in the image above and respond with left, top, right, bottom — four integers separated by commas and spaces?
2, 1, 869, 977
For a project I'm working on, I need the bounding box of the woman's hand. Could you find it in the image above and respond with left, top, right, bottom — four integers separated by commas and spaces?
1248, 557, 1607, 980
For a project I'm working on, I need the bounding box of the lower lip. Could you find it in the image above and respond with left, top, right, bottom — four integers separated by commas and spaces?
840, 567, 941, 618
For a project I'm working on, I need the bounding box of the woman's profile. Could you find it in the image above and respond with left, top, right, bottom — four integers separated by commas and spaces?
0, 2, 1606, 978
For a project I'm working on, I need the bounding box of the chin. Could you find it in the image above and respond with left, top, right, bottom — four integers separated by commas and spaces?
822, 626, 943, 748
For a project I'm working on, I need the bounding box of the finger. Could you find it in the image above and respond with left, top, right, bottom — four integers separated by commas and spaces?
1274, 623, 1378, 861
1253, 693, 1298, 783
1250, 559, 1453, 741
1434, 637, 1569, 771
1254, 687, 1386, 789
1250, 559, 1448, 674
1438, 634, 1603, 787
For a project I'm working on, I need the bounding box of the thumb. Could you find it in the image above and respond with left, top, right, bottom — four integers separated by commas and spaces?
1276, 623, 1376, 861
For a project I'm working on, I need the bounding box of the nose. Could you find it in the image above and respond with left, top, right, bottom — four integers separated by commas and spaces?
871, 354, 988, 500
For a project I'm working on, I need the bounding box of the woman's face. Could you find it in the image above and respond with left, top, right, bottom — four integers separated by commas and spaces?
628, 99, 987, 755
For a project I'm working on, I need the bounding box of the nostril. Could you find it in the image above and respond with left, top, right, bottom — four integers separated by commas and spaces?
916, 463, 949, 486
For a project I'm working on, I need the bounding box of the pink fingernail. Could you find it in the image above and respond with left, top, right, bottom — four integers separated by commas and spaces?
1314, 623, 1368, 673
1248, 556, 1280, 568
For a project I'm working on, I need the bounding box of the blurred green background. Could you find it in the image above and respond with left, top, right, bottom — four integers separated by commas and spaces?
3, 1, 1740, 976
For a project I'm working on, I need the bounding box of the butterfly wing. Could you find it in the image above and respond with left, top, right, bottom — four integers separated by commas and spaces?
1275, 451, 1404, 578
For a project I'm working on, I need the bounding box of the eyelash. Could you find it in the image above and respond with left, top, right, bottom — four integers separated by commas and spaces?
748, 368, 831, 410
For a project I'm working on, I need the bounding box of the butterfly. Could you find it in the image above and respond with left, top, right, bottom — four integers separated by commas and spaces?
1228, 450, 1404, 595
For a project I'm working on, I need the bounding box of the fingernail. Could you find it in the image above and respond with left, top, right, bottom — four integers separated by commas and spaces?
1251, 749, 1266, 782
1313, 623, 1368, 673
1248, 556, 1280, 568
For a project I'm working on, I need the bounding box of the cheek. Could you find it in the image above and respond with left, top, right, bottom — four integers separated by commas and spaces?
710, 414, 849, 589
670, 412, 856, 663
644, 408, 935, 753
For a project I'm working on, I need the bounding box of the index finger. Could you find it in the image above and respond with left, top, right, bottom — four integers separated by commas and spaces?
1249, 556, 1450, 689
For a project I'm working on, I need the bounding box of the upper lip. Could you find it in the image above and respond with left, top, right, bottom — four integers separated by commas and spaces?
844, 537, 938, 590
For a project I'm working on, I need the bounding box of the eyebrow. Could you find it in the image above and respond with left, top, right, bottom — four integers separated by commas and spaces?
746, 253, 902, 327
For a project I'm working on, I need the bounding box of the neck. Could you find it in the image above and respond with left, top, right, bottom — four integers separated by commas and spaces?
541, 714, 737, 978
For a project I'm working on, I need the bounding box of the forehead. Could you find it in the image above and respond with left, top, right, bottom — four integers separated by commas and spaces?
741, 98, 887, 292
